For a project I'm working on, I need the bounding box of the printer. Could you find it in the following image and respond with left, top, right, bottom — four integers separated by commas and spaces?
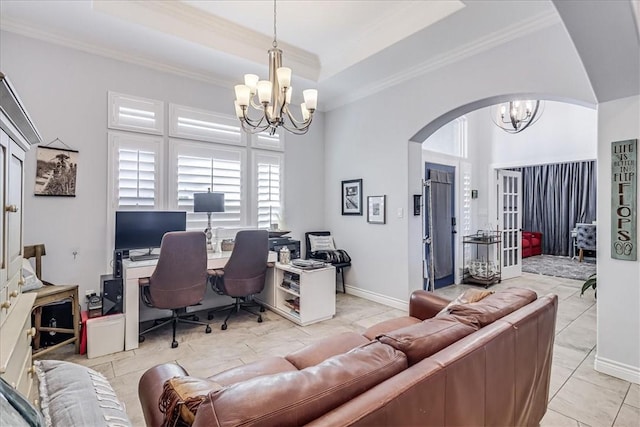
268, 237, 301, 260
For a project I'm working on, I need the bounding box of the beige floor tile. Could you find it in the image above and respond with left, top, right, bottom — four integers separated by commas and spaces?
549, 375, 628, 426
613, 403, 640, 427
625, 383, 640, 409
540, 409, 582, 426
572, 350, 630, 395
550, 363, 575, 399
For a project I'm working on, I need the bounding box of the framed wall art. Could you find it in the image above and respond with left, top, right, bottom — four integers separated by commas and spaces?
341, 179, 363, 215
34, 146, 79, 197
367, 195, 386, 224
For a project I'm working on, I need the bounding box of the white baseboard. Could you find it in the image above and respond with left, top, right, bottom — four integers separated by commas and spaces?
594, 355, 640, 384
343, 285, 409, 312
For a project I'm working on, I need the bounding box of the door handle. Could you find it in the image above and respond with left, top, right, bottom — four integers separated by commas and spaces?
5, 205, 18, 213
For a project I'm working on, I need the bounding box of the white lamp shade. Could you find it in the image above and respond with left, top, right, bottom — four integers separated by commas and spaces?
235, 85, 251, 106
276, 67, 292, 88
303, 89, 318, 110
285, 87, 292, 104
301, 103, 310, 121
257, 80, 273, 104
244, 74, 259, 93
234, 101, 243, 119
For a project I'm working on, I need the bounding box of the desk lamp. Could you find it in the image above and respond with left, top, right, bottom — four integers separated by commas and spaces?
193, 189, 225, 251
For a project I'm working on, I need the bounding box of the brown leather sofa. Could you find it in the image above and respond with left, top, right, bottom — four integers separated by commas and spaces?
139, 288, 557, 426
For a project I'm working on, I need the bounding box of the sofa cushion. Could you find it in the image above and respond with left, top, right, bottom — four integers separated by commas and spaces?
193, 341, 408, 427
159, 376, 222, 426
377, 315, 478, 365
446, 288, 537, 328
362, 316, 421, 340
35, 360, 132, 427
285, 331, 369, 369
207, 356, 298, 387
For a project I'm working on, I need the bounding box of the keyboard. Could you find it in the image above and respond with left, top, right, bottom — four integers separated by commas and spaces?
130, 253, 159, 262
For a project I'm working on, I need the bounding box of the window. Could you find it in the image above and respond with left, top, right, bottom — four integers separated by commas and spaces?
169, 140, 245, 230
108, 92, 164, 135
254, 152, 283, 229
169, 104, 245, 146
108, 132, 163, 210
251, 130, 284, 151
423, 117, 467, 157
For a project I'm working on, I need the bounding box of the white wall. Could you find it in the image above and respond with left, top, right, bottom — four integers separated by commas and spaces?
0, 31, 325, 297
595, 95, 640, 384
327, 22, 595, 305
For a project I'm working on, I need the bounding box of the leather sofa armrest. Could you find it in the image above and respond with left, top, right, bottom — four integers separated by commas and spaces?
409, 290, 451, 320
139, 363, 189, 427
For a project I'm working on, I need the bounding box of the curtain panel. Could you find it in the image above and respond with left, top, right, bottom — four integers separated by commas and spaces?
513, 161, 596, 256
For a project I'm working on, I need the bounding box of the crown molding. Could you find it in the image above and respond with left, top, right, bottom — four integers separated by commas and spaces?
93, 0, 321, 81
0, 18, 235, 89
324, 9, 561, 111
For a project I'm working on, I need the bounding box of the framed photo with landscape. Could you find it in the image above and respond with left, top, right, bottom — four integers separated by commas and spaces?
367, 195, 386, 224
34, 146, 78, 197
342, 179, 363, 215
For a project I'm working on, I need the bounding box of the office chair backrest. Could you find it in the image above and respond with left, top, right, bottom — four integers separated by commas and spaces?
149, 231, 208, 309
222, 230, 269, 297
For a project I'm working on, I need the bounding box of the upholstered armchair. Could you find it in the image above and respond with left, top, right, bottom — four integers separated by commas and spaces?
576, 223, 597, 262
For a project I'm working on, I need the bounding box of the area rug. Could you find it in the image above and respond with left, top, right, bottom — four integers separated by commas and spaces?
522, 255, 596, 281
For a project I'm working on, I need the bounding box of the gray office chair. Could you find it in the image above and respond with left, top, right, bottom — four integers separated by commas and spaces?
207, 230, 269, 330
139, 231, 211, 348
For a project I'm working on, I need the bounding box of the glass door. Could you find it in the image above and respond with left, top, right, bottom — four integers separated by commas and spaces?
497, 169, 522, 279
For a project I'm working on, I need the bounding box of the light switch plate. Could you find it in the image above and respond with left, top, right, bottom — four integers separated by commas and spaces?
397, 208, 404, 218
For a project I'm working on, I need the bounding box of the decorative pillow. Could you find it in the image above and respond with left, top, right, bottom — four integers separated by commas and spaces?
308, 234, 335, 252
159, 377, 222, 426
436, 289, 494, 317
35, 360, 132, 427
0, 376, 43, 427
21, 258, 44, 292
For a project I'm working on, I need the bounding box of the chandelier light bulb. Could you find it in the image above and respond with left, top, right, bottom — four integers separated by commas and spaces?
257, 80, 273, 105
234, 85, 250, 107
244, 74, 259, 94
303, 89, 318, 111
276, 67, 291, 88
491, 100, 543, 134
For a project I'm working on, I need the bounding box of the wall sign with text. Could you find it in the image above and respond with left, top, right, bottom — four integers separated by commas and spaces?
611, 139, 637, 261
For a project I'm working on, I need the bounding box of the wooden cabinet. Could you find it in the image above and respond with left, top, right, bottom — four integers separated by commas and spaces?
258, 263, 336, 326
0, 72, 42, 399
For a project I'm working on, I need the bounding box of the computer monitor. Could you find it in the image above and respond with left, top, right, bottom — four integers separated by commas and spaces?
114, 211, 186, 254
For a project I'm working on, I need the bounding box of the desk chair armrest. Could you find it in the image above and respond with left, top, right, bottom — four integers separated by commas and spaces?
409, 290, 451, 320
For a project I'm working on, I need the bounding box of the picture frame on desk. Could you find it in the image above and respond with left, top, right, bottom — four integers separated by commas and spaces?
341, 179, 363, 215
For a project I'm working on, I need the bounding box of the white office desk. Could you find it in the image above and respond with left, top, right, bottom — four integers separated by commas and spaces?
122, 251, 277, 350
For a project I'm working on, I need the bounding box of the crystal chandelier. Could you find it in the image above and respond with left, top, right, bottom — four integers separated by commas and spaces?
233, 0, 318, 136
491, 100, 544, 134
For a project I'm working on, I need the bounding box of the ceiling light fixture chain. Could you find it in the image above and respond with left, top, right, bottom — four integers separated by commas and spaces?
233, 0, 318, 136
491, 100, 544, 134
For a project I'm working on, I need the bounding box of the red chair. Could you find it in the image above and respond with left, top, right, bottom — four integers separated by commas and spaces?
522, 231, 543, 258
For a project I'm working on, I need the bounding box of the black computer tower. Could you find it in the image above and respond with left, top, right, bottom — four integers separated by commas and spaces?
101, 274, 123, 316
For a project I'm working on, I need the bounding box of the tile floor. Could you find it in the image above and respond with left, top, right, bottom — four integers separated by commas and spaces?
46, 273, 639, 426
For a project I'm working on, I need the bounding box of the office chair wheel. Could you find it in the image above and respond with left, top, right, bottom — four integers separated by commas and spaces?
221, 323, 228, 331
171, 340, 179, 349
139, 335, 145, 343
257, 315, 263, 323
205, 325, 212, 333
207, 314, 214, 320
259, 306, 265, 312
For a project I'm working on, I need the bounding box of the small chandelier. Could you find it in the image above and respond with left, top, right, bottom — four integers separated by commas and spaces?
233, 0, 318, 136
491, 100, 544, 134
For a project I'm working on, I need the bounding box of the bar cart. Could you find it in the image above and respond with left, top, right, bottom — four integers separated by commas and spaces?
462, 230, 502, 288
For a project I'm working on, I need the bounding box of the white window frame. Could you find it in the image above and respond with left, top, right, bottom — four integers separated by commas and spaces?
250, 130, 285, 152
168, 138, 248, 228
252, 150, 285, 229
108, 92, 164, 135
169, 104, 246, 147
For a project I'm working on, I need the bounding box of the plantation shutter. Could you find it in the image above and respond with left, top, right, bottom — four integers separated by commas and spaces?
176, 148, 243, 230
118, 148, 156, 208
254, 152, 283, 229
